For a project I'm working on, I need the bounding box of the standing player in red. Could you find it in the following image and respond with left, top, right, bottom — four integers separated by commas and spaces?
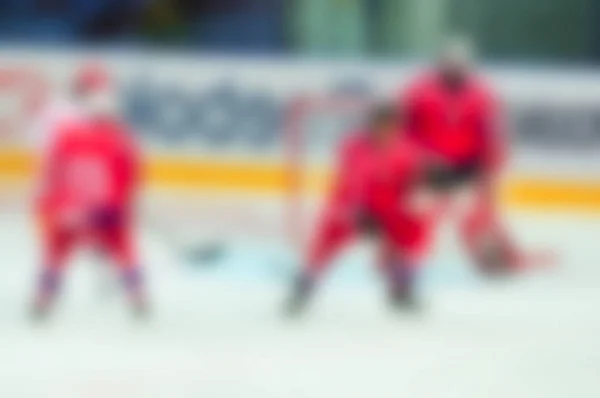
285, 105, 444, 316
31, 67, 147, 320
402, 39, 531, 276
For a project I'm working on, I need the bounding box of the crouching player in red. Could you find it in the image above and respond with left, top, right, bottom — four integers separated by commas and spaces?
31, 76, 146, 320
402, 39, 543, 277
285, 105, 443, 316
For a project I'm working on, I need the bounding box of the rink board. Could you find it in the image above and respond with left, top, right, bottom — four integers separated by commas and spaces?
1, 147, 600, 212
0, 50, 599, 212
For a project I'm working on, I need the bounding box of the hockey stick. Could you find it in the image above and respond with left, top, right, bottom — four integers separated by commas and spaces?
142, 214, 227, 267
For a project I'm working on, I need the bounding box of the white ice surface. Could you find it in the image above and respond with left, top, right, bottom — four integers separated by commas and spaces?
0, 203, 599, 398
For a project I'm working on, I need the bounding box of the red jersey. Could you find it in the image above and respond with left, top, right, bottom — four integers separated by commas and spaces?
38, 118, 140, 221
329, 131, 422, 216
307, 131, 432, 270
403, 72, 504, 170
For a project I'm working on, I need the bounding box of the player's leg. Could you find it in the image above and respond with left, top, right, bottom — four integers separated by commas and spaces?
31, 224, 76, 319
379, 245, 422, 312
456, 183, 525, 277
91, 204, 149, 318
285, 211, 356, 317
427, 161, 527, 276
378, 212, 433, 312
98, 223, 149, 318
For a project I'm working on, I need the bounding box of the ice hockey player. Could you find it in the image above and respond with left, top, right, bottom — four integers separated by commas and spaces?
285, 104, 446, 316
401, 38, 532, 277
31, 66, 147, 320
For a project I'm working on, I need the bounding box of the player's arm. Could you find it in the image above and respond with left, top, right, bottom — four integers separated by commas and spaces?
480, 92, 508, 176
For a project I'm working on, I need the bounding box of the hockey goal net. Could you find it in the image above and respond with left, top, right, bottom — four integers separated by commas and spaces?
283, 96, 372, 253
143, 95, 372, 263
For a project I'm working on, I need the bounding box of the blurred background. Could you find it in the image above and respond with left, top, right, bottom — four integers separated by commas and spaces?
0, 0, 599, 61
0, 0, 596, 61
0, 2, 600, 398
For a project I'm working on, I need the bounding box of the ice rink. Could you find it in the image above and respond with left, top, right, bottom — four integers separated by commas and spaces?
1, 194, 600, 398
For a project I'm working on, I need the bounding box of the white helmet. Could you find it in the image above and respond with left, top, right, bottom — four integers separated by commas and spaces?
438, 36, 476, 76
73, 62, 118, 118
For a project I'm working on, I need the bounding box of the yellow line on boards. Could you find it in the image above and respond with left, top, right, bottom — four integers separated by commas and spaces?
1, 148, 600, 211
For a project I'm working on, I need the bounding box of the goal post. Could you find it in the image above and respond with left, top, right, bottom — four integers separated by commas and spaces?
283, 95, 373, 253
